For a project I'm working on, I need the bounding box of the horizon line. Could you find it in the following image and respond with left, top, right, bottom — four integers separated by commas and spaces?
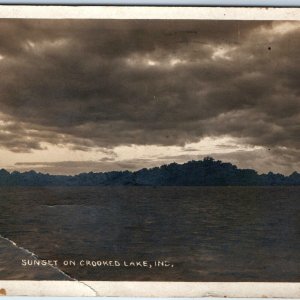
1, 157, 299, 177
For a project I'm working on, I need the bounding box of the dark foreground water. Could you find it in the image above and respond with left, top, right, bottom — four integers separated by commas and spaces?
0, 186, 299, 281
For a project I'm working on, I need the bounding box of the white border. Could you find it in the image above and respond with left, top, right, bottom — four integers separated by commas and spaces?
0, 5, 299, 20
0, 281, 300, 297
0, 5, 300, 297
0, 0, 299, 7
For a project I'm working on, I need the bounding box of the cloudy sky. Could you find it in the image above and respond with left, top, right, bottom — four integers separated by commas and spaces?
0, 19, 299, 175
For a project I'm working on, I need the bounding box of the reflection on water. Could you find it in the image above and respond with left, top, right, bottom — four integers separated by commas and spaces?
0, 186, 299, 281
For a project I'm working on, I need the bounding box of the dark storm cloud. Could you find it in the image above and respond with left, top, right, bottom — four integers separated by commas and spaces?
0, 19, 299, 168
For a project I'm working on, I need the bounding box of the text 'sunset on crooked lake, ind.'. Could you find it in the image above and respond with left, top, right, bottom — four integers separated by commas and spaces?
21, 259, 175, 269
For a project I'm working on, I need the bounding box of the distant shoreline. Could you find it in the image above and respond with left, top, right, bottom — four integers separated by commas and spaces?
1, 157, 299, 187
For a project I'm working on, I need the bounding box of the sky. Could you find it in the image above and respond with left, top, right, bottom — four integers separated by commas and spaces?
0, 19, 299, 175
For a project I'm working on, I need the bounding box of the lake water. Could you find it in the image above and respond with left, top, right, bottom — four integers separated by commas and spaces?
0, 186, 299, 281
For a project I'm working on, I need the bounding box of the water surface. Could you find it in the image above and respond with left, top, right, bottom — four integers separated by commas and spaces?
0, 186, 299, 281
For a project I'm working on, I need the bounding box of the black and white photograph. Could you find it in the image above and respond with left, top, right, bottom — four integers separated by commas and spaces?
0, 6, 299, 297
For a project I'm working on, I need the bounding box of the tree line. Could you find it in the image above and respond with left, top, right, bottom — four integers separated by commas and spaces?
0, 157, 299, 186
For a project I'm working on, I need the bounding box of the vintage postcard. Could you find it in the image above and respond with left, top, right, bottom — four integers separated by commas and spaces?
0, 5, 299, 297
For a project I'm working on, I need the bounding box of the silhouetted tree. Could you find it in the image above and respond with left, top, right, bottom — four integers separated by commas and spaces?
0, 158, 299, 186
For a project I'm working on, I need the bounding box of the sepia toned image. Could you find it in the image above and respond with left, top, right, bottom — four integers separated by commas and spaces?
0, 6, 299, 297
